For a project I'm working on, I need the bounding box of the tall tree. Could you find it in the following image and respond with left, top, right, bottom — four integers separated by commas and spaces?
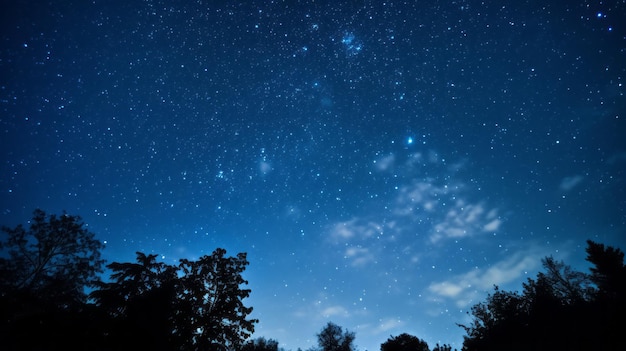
175, 249, 257, 350
316, 322, 356, 351
381, 333, 429, 351
584, 240, 626, 350
585, 240, 626, 300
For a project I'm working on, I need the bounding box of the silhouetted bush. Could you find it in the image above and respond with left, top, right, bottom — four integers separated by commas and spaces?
381, 333, 429, 351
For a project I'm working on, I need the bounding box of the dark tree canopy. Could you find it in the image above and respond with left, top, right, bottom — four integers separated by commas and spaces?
242, 337, 281, 351
177, 249, 257, 350
90, 248, 257, 350
459, 240, 626, 351
4, 211, 622, 351
432, 344, 455, 351
0, 209, 105, 306
585, 239, 626, 300
0, 210, 257, 350
381, 333, 429, 351
316, 322, 356, 351
0, 209, 106, 349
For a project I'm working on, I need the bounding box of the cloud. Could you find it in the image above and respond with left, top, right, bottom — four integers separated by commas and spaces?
559, 175, 584, 192
328, 220, 382, 266
326, 150, 504, 273
329, 218, 384, 242
428, 281, 464, 298
393, 181, 450, 217
330, 220, 357, 240
344, 246, 376, 267
373, 317, 405, 333
430, 200, 501, 243
293, 295, 354, 322
322, 305, 350, 318
427, 248, 546, 307
483, 218, 502, 232
327, 179, 503, 259
373, 153, 396, 171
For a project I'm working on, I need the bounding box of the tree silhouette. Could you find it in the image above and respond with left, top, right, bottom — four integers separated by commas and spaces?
0, 209, 105, 306
175, 249, 257, 350
0, 211, 260, 350
381, 333, 429, 351
459, 286, 530, 351
459, 240, 626, 351
242, 337, 281, 351
586, 240, 626, 300
89, 252, 178, 348
91, 248, 257, 350
432, 344, 455, 351
0, 209, 106, 349
584, 240, 626, 350
315, 322, 356, 351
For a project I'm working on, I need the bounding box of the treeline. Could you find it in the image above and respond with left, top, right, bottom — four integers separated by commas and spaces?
0, 210, 254, 350
243, 324, 454, 351
1, 210, 624, 350
457, 239, 625, 351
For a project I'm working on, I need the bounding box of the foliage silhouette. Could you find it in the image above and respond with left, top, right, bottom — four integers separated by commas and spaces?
584, 239, 626, 349
586, 240, 626, 300
432, 344, 455, 351
0, 210, 257, 350
3, 211, 623, 351
315, 322, 356, 351
0, 209, 106, 350
242, 337, 281, 351
91, 248, 257, 350
0, 209, 105, 306
459, 240, 625, 351
381, 333, 429, 351
89, 251, 178, 349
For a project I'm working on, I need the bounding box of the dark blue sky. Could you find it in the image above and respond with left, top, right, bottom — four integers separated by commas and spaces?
1, 1, 625, 349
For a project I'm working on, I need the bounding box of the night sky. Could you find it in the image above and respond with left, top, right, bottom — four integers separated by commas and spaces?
1, 1, 625, 350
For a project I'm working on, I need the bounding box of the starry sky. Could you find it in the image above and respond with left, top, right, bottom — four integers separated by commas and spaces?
1, 0, 625, 350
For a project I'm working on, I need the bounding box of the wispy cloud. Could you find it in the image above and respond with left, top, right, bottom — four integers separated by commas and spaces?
373, 153, 396, 171
393, 181, 449, 216
559, 175, 584, 192
344, 246, 376, 267
322, 305, 350, 318
373, 317, 405, 333
427, 248, 547, 307
483, 216, 502, 232
430, 201, 501, 243
353, 318, 407, 343
329, 218, 384, 242
293, 295, 354, 321
327, 150, 504, 271
390, 179, 502, 243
